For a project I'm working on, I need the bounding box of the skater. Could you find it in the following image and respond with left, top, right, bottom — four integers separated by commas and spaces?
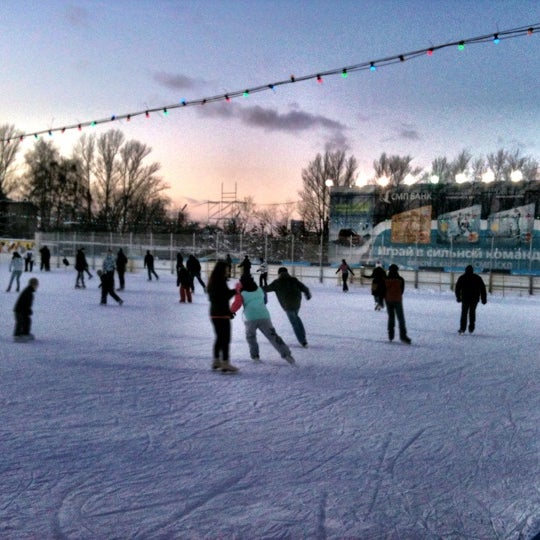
186, 254, 205, 292
116, 248, 128, 290
336, 259, 355, 292
177, 262, 193, 303
383, 264, 411, 344
39, 245, 51, 271
13, 277, 39, 341
175, 252, 184, 274
231, 273, 295, 364
455, 265, 487, 334
24, 248, 34, 272
75, 248, 90, 288
207, 260, 238, 372
225, 253, 233, 278
97, 269, 123, 306
102, 249, 116, 290
256, 257, 268, 287
144, 250, 159, 281
6, 251, 24, 292
238, 255, 252, 277
366, 262, 387, 310
264, 267, 311, 347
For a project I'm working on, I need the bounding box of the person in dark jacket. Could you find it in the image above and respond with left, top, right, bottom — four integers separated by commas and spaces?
116, 248, 128, 290
177, 262, 193, 303
13, 277, 39, 341
455, 265, 487, 334
365, 262, 387, 310
238, 255, 252, 277
335, 259, 355, 292
383, 264, 411, 344
75, 248, 90, 289
39, 245, 51, 271
264, 267, 311, 347
186, 254, 205, 292
144, 250, 159, 281
207, 260, 237, 372
97, 269, 123, 306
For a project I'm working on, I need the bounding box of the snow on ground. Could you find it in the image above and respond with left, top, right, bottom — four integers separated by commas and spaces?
1, 266, 540, 539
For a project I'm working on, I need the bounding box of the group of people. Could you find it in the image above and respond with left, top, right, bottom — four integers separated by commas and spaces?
207, 260, 311, 373
366, 261, 487, 342
8, 244, 488, 359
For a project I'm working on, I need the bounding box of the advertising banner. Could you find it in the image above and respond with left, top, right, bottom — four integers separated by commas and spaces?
487, 203, 535, 246
437, 205, 481, 244
390, 206, 432, 244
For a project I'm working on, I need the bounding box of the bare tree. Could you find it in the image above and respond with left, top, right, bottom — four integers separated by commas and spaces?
94, 129, 125, 230
117, 140, 167, 232
298, 150, 358, 234
72, 133, 96, 225
0, 124, 22, 198
372, 153, 421, 186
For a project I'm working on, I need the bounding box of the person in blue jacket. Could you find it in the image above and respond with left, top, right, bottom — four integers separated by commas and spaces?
232, 273, 295, 364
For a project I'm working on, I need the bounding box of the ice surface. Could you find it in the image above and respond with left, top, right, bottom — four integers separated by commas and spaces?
1, 267, 539, 538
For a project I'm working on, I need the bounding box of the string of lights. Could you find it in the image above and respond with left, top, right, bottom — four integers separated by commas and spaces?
3, 23, 538, 144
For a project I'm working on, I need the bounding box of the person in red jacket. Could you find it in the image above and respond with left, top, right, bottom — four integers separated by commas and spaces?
455, 265, 487, 334
383, 264, 411, 344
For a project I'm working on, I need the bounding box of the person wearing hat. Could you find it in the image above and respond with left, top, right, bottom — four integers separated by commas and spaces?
383, 264, 411, 344
263, 267, 311, 348
455, 264, 487, 334
231, 273, 295, 364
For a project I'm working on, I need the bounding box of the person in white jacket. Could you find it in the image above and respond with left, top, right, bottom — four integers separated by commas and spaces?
231, 273, 295, 365
6, 252, 24, 292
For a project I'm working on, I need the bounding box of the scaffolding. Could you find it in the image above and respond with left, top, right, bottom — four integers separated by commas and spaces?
207, 183, 239, 226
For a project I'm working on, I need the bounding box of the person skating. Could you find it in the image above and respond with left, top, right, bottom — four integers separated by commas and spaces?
455, 265, 487, 334
177, 262, 193, 303
97, 269, 123, 306
336, 259, 355, 292
144, 250, 159, 281
24, 248, 34, 272
39, 245, 51, 271
207, 260, 238, 373
116, 248, 128, 290
365, 262, 387, 310
256, 257, 268, 287
186, 254, 205, 292
231, 273, 295, 365
6, 251, 24, 292
383, 264, 411, 344
13, 277, 39, 341
264, 267, 311, 347
75, 248, 90, 289
238, 255, 252, 277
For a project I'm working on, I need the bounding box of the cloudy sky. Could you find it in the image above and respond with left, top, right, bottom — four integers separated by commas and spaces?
1, 0, 539, 219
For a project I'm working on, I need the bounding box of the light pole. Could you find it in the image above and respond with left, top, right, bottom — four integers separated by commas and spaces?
319, 179, 334, 283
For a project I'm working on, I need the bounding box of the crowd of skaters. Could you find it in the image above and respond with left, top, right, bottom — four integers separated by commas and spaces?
5, 247, 489, 368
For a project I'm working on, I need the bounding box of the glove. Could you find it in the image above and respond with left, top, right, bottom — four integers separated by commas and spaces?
482, 300, 487, 305
235, 282, 242, 292
230, 312, 235, 319
456, 298, 461, 303
306, 293, 312, 300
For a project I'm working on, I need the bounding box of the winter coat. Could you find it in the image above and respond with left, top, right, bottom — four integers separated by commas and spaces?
207, 281, 236, 318
368, 266, 387, 295
384, 267, 405, 303
9, 255, 24, 272
238, 257, 252, 275
14, 285, 35, 315
336, 262, 354, 276
232, 283, 270, 321
186, 256, 201, 274
455, 266, 487, 304
143, 253, 155, 270
177, 266, 193, 288
264, 272, 311, 311
103, 254, 116, 273
75, 250, 88, 272
116, 250, 128, 271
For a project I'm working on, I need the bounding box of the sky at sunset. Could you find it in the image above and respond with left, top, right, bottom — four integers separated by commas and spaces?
1, 0, 539, 221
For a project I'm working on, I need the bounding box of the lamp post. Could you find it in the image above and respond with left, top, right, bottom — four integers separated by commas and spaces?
319, 179, 334, 283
